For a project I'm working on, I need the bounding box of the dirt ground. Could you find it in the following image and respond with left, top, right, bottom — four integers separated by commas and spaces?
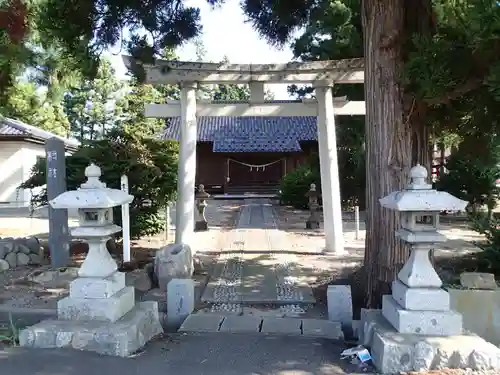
0, 201, 489, 320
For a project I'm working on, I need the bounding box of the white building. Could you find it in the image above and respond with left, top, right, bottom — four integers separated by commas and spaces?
0, 117, 79, 209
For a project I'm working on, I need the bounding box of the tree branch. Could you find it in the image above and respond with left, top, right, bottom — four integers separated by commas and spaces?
426, 40, 500, 106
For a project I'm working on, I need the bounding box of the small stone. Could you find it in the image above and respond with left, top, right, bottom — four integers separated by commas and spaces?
16, 244, 31, 255
0, 242, 10, 258
17, 252, 30, 266
28, 253, 42, 265
460, 272, 497, 290
127, 268, 152, 292
0, 259, 9, 272
24, 237, 41, 253
0, 241, 15, 258
5, 252, 17, 268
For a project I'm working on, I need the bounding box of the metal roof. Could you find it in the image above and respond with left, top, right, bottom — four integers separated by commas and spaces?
0, 117, 80, 148
162, 116, 317, 152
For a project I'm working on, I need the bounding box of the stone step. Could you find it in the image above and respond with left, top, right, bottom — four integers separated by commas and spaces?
179, 314, 344, 340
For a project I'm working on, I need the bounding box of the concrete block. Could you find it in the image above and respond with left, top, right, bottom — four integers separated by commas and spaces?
261, 317, 301, 335
301, 319, 344, 340
69, 272, 126, 299
460, 272, 498, 290
392, 279, 450, 311
327, 285, 352, 325
219, 315, 262, 333
154, 243, 193, 291
179, 314, 224, 332
382, 295, 462, 336
449, 288, 500, 346
359, 308, 383, 346
19, 301, 163, 357
57, 286, 135, 323
361, 311, 500, 374
166, 279, 195, 329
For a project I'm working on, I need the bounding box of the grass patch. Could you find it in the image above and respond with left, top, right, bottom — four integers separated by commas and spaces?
0, 314, 21, 346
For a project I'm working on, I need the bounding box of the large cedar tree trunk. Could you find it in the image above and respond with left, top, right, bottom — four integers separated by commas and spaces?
362, 0, 434, 308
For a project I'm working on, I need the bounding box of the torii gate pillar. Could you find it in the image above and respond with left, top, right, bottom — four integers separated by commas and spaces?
175, 82, 198, 246
315, 84, 345, 254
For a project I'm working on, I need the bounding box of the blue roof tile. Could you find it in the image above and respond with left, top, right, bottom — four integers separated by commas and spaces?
162, 116, 317, 152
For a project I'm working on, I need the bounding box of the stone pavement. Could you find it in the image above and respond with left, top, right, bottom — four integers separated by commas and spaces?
201, 199, 316, 315
0, 332, 371, 375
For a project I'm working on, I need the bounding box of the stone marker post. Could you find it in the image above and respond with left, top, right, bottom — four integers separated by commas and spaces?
166, 278, 195, 329
45, 137, 70, 267
306, 183, 320, 229
19, 163, 163, 357
194, 184, 210, 231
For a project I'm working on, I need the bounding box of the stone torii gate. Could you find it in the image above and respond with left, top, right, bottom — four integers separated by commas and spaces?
123, 57, 365, 254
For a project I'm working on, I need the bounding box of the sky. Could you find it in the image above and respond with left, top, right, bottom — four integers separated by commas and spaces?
107, 0, 295, 99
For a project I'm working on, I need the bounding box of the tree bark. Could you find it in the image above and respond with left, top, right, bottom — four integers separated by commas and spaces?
361, 0, 435, 308
362, 0, 412, 308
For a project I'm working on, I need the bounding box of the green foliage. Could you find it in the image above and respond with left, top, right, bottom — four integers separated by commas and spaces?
33, 0, 205, 79
436, 134, 500, 212
279, 166, 319, 209
0, 313, 20, 346
20, 129, 179, 239
469, 213, 500, 276
63, 59, 125, 141
0, 82, 70, 136
282, 0, 365, 209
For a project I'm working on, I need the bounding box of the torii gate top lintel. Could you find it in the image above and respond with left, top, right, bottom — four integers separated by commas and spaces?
122, 55, 364, 85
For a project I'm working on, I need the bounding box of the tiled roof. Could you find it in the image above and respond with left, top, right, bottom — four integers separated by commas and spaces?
162, 116, 317, 152
0, 117, 80, 148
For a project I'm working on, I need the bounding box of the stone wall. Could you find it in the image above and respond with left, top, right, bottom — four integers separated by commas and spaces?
0, 236, 44, 271
449, 288, 500, 347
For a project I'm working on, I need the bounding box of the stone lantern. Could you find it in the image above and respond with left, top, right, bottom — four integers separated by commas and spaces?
361, 164, 500, 374
379, 164, 468, 336
195, 184, 210, 231
19, 163, 163, 357
306, 183, 320, 229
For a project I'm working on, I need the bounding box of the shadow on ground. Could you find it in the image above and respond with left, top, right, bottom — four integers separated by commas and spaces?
0, 333, 372, 375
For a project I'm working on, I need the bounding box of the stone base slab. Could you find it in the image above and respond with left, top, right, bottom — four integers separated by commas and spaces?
57, 286, 135, 323
301, 318, 344, 340
382, 295, 462, 336
392, 279, 450, 311
179, 314, 225, 332
261, 317, 302, 335
69, 272, 126, 299
179, 314, 344, 339
19, 301, 163, 357
360, 309, 500, 374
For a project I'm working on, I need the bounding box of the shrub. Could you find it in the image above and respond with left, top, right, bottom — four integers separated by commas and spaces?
279, 166, 320, 209
20, 129, 178, 239
436, 135, 500, 216
469, 213, 500, 276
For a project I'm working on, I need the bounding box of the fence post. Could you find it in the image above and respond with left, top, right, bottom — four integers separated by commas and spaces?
165, 202, 171, 241
121, 175, 131, 263
354, 205, 360, 240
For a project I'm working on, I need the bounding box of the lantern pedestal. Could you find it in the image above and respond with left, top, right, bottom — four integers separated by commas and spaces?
18, 164, 163, 357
